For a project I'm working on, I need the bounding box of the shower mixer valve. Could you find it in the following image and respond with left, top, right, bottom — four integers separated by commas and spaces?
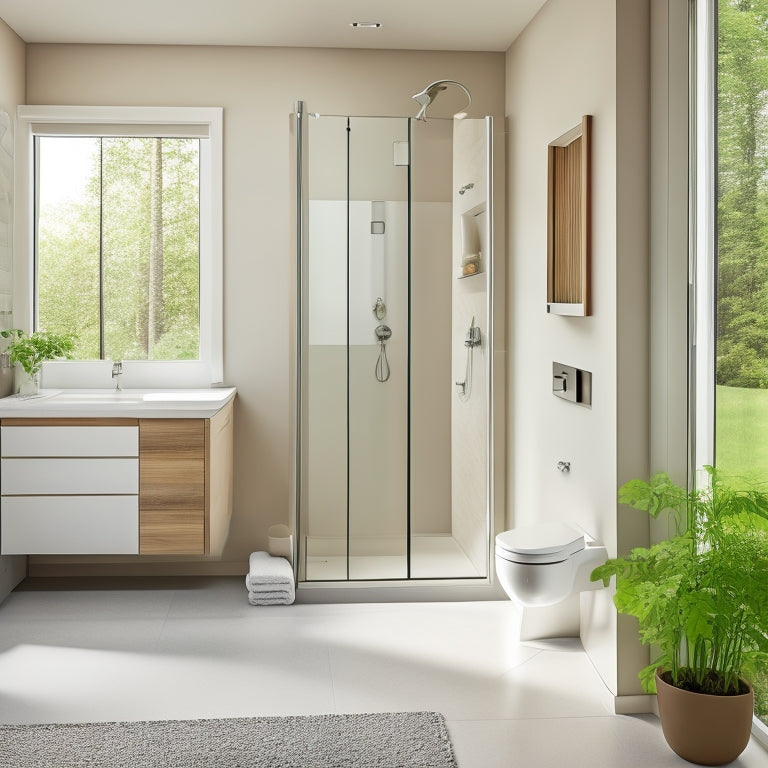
465, 324, 481, 347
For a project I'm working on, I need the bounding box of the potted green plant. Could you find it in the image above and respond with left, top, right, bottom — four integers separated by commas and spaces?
591, 467, 768, 766
0, 329, 76, 396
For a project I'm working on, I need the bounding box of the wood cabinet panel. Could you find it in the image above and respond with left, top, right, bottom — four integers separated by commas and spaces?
139, 459, 205, 507
139, 420, 205, 458
139, 509, 204, 555
208, 401, 234, 556
139, 419, 206, 554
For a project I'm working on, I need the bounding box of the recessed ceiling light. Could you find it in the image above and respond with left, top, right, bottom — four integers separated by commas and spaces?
350, 22, 382, 29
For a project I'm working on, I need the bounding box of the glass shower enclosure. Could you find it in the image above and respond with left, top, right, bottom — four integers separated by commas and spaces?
294, 102, 494, 582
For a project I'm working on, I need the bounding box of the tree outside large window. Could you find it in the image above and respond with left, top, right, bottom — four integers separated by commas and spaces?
716, 0, 768, 727
37, 136, 200, 361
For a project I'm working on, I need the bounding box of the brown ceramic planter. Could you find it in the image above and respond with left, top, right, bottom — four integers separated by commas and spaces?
655, 670, 754, 766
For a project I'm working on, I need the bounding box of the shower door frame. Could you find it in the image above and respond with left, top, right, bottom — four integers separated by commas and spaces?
292, 101, 497, 587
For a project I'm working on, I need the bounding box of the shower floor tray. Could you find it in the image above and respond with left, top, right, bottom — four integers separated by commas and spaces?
303, 534, 483, 581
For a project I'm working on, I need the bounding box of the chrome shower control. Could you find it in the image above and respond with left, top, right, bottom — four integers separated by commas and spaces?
552, 362, 592, 407
375, 325, 392, 383
557, 461, 571, 473
373, 297, 387, 320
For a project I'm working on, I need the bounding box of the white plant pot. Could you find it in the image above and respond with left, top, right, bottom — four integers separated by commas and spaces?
18, 372, 39, 397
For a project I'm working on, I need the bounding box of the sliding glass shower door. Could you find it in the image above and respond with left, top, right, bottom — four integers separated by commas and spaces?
302, 115, 409, 580
296, 105, 492, 582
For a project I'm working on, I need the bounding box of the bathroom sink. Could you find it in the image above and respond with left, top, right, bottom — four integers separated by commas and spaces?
142, 391, 231, 402
46, 389, 233, 404
0, 387, 236, 417
50, 392, 142, 404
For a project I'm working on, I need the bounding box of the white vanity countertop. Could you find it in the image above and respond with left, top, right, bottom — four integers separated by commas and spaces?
0, 387, 236, 419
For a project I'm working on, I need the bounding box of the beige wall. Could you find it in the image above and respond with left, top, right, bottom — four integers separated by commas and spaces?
505, 0, 650, 699
24, 44, 505, 575
0, 16, 27, 599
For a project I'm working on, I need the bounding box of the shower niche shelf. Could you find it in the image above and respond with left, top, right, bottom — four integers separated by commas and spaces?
458, 202, 486, 280
547, 115, 592, 316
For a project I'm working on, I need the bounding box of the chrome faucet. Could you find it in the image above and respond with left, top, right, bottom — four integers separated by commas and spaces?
111, 360, 123, 391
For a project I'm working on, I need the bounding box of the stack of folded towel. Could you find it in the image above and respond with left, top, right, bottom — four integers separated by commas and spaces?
245, 551, 295, 606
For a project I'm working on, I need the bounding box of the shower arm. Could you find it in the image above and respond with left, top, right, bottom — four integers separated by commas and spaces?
412, 80, 472, 122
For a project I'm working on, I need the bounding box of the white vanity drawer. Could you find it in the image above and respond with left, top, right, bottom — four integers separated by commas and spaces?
1, 458, 139, 495
0, 495, 138, 554
1, 426, 138, 457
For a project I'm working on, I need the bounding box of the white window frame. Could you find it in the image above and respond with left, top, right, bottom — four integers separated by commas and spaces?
15, 105, 223, 388
692, 0, 716, 479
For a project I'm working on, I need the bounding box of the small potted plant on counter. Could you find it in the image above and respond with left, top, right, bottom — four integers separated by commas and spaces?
591, 467, 768, 766
0, 328, 76, 396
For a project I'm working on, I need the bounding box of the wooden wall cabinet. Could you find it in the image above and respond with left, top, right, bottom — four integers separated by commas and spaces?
547, 115, 592, 316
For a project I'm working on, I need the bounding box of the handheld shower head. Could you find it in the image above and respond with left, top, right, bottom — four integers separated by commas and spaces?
412, 80, 471, 122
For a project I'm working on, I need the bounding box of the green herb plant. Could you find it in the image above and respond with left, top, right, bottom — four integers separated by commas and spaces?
591, 467, 768, 695
0, 329, 76, 376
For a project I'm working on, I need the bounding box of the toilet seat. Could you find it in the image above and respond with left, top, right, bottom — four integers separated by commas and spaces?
495, 522, 585, 564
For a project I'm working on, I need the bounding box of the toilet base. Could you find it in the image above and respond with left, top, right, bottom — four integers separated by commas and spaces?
511, 593, 581, 641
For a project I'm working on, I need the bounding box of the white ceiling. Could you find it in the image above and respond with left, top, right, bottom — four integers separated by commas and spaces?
0, 0, 547, 51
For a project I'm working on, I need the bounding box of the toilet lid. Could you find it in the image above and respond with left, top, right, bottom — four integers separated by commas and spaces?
496, 522, 585, 562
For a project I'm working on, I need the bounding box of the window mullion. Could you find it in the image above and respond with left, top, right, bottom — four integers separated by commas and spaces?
99, 137, 105, 361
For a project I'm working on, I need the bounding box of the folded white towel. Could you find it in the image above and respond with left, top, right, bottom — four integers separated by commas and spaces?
248, 591, 294, 606
247, 551, 294, 585
244, 579, 290, 593
248, 583, 295, 601
246, 551, 295, 606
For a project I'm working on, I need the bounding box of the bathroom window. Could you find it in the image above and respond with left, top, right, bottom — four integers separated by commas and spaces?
693, 0, 768, 731
16, 106, 223, 386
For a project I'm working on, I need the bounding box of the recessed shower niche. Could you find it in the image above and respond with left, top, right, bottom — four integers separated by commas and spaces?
293, 103, 499, 583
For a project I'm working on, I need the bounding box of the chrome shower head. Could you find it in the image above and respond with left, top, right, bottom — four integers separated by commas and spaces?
412, 79, 471, 121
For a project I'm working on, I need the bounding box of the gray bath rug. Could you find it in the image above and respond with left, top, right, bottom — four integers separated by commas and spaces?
0, 710, 458, 768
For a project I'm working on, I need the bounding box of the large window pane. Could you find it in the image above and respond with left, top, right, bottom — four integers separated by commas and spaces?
37, 136, 200, 361
37, 137, 101, 358
716, 0, 768, 727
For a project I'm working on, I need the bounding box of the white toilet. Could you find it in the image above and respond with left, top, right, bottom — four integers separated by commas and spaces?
495, 521, 607, 607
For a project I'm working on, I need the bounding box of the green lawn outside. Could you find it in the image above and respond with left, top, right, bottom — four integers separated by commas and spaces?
716, 384, 768, 485
716, 385, 768, 724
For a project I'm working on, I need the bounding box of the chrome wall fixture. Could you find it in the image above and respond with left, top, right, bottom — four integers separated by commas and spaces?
455, 317, 481, 401
373, 297, 386, 320
374, 324, 392, 382
412, 80, 472, 121
552, 361, 592, 407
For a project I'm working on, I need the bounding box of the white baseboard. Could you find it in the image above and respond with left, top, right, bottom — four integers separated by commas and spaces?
613, 694, 656, 715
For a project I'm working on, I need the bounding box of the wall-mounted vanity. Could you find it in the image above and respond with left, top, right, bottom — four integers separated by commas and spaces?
0, 388, 235, 556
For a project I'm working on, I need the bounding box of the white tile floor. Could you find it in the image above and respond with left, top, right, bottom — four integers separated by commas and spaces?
0, 576, 766, 767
